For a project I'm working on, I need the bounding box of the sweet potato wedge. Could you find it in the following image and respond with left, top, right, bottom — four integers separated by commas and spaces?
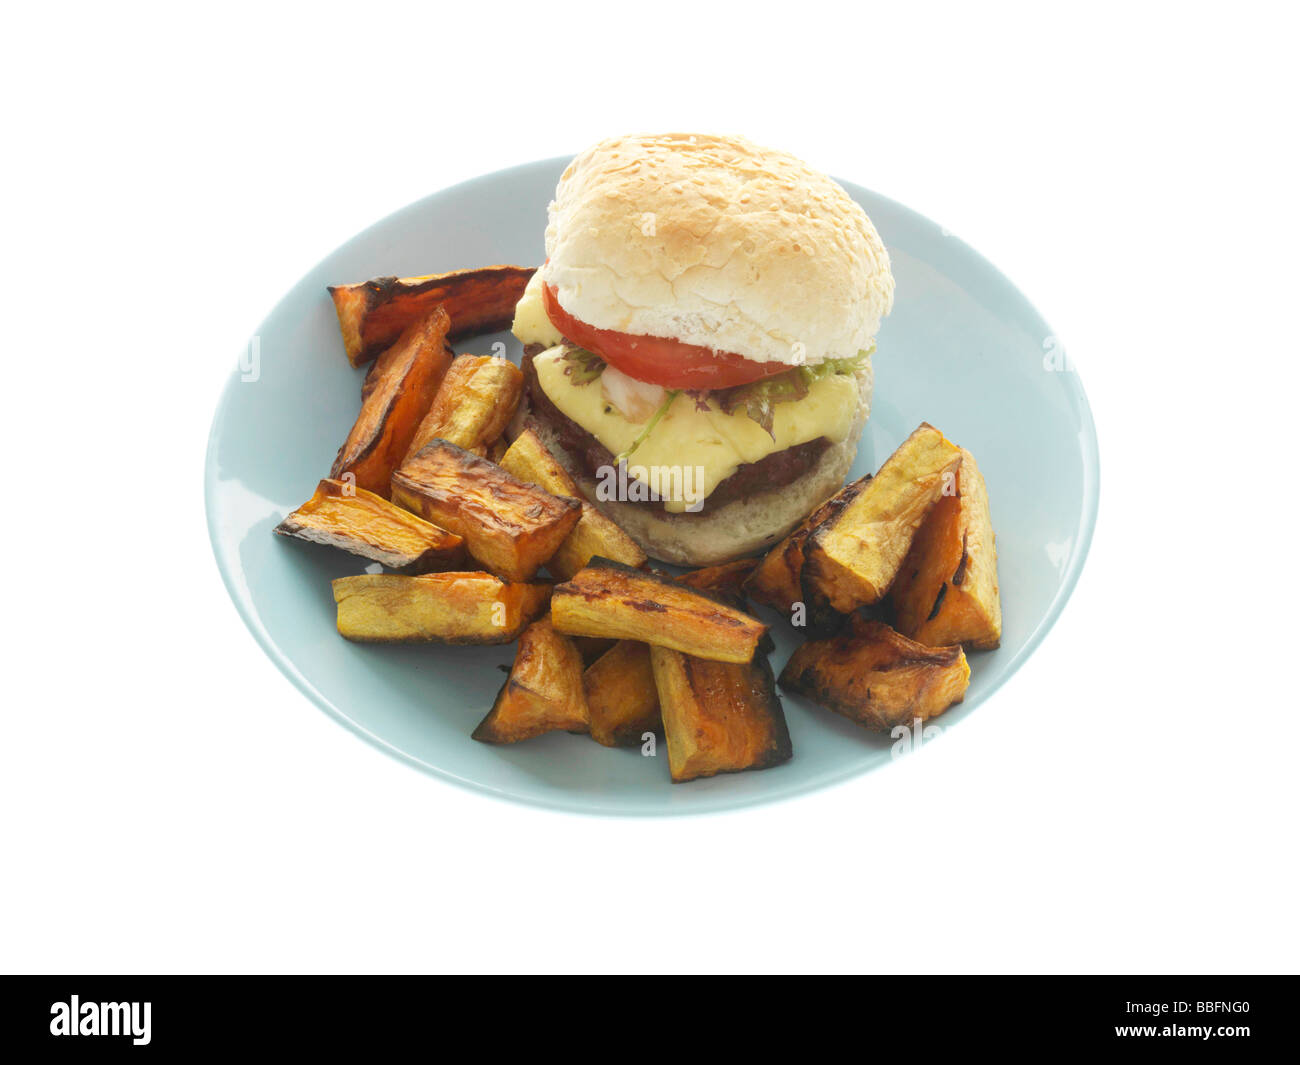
552, 559, 767, 664
676, 558, 760, 607
275, 478, 463, 573
332, 571, 550, 644
779, 616, 970, 731
803, 423, 963, 613
674, 559, 775, 654
472, 614, 589, 743
330, 306, 453, 497
391, 440, 581, 582
892, 448, 1002, 650
499, 428, 646, 579
583, 640, 660, 747
571, 636, 617, 663
746, 475, 869, 614
404, 355, 523, 460
329, 265, 535, 367
487, 436, 510, 464
650, 644, 792, 783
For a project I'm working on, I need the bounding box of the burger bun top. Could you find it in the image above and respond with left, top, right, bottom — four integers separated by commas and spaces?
543, 133, 894, 368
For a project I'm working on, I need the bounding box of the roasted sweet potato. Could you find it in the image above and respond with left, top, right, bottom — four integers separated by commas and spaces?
583, 640, 660, 747
571, 636, 617, 663
487, 436, 510, 464
892, 448, 1002, 650
473, 614, 589, 743
360, 334, 453, 403
676, 558, 760, 607
332, 571, 550, 644
803, 423, 963, 613
329, 265, 535, 367
552, 559, 767, 664
391, 440, 581, 582
499, 428, 646, 579
404, 355, 523, 460
330, 307, 454, 497
779, 616, 970, 731
674, 559, 775, 654
746, 476, 869, 614
275, 478, 463, 573
650, 644, 792, 783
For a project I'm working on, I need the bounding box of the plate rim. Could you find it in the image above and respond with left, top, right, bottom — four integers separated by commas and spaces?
204, 155, 1101, 818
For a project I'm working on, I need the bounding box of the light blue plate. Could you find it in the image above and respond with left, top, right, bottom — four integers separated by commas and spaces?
205, 157, 1099, 816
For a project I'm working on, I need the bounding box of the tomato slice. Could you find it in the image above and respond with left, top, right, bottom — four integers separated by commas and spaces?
543, 283, 791, 389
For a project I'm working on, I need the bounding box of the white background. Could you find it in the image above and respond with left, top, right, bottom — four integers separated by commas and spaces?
3, 1, 1296, 974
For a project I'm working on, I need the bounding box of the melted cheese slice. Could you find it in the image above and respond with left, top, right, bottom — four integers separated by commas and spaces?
512, 270, 564, 348
532, 347, 858, 513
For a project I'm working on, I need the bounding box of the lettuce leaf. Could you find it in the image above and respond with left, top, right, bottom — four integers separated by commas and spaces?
614, 390, 680, 464
716, 373, 809, 437
795, 345, 874, 388
560, 344, 605, 385
716, 346, 874, 439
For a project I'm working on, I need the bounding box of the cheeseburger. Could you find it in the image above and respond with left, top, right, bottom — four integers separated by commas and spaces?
512, 133, 894, 566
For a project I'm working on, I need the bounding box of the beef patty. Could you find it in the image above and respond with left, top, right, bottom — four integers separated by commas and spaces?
522, 346, 831, 514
